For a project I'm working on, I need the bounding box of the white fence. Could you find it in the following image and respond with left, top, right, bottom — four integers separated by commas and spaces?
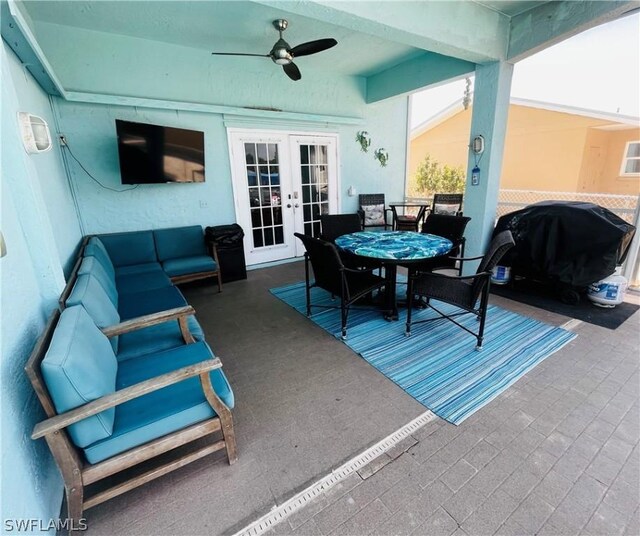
497, 190, 639, 224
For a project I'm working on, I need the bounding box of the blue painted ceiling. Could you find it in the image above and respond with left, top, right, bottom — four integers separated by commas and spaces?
23, 1, 427, 77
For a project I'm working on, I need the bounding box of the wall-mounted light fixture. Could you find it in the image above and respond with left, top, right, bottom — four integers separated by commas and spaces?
17, 112, 52, 154
0, 231, 7, 258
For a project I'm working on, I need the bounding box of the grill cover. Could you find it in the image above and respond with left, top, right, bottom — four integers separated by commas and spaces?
494, 201, 636, 288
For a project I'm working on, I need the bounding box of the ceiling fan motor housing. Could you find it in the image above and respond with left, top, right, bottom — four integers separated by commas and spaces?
270, 38, 293, 65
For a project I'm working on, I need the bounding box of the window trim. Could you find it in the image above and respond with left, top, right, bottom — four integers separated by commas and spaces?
619, 140, 640, 177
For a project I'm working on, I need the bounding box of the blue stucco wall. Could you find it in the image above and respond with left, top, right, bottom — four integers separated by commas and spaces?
53, 96, 407, 236
1, 42, 81, 529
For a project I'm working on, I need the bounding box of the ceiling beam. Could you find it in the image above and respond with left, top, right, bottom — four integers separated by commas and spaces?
508, 0, 639, 62
366, 52, 475, 103
253, 0, 509, 64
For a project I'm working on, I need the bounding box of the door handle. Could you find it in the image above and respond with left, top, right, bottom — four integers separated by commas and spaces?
286, 204, 292, 208
294, 203, 299, 208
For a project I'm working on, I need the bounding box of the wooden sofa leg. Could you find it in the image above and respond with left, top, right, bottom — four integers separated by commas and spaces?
199, 373, 237, 464
45, 433, 84, 533
217, 272, 222, 293
219, 410, 237, 464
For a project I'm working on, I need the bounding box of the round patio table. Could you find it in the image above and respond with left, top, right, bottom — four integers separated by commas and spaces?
335, 230, 452, 320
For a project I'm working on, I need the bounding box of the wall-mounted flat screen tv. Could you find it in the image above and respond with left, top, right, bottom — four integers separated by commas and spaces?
116, 120, 205, 184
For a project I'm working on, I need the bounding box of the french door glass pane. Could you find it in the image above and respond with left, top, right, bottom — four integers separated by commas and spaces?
299, 143, 330, 237
244, 142, 285, 248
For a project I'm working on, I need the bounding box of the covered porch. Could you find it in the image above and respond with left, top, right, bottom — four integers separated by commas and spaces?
2, 1, 639, 535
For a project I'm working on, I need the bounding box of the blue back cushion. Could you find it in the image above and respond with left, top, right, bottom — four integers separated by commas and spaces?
154, 226, 206, 261
77, 256, 118, 307
98, 231, 157, 267
84, 237, 115, 278
66, 274, 120, 353
41, 306, 118, 448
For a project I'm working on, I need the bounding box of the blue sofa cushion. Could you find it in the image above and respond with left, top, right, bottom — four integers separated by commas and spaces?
162, 256, 217, 278
116, 262, 163, 276
98, 231, 157, 267
116, 269, 173, 294
42, 306, 117, 448
84, 238, 115, 278
118, 285, 188, 320
77, 257, 118, 308
66, 274, 120, 353
83, 342, 233, 463
116, 316, 205, 362
154, 226, 207, 262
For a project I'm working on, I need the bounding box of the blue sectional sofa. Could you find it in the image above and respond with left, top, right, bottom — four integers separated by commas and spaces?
25, 225, 236, 527
94, 225, 222, 291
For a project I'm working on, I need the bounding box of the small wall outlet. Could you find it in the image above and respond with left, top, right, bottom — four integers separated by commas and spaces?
199, 200, 208, 209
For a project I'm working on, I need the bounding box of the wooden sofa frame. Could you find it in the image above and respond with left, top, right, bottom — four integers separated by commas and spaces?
170, 241, 222, 292
26, 306, 236, 530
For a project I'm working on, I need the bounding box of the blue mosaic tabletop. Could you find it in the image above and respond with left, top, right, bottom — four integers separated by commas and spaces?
335, 231, 453, 261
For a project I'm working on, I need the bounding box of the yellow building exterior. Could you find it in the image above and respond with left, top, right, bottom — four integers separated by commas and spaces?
409, 99, 640, 196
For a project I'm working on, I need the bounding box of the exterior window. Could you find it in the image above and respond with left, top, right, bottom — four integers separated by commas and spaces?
620, 141, 640, 176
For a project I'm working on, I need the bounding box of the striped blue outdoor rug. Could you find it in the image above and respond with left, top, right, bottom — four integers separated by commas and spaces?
270, 281, 577, 424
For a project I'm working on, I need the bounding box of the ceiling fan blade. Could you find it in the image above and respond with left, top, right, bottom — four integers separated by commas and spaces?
211, 52, 270, 57
289, 38, 337, 57
283, 62, 301, 81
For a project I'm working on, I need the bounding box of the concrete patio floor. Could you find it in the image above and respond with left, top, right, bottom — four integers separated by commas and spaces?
80, 262, 639, 536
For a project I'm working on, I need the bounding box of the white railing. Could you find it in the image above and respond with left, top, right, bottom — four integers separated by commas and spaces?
497, 190, 638, 224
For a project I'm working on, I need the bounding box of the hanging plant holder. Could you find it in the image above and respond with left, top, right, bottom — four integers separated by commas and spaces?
356, 131, 372, 152
374, 148, 389, 167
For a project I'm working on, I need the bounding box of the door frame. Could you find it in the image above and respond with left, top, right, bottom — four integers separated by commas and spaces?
226, 127, 341, 265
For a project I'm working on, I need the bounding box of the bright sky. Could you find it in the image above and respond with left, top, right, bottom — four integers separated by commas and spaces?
410, 12, 640, 128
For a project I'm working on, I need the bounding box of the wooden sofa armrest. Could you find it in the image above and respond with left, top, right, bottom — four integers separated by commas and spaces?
101, 306, 196, 338
32, 358, 222, 440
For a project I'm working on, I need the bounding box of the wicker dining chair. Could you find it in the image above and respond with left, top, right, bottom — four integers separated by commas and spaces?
405, 230, 515, 350
418, 214, 471, 275
432, 193, 464, 216
358, 194, 392, 230
294, 233, 386, 339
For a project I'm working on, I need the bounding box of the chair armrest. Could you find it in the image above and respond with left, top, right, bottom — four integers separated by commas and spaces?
102, 305, 195, 337
32, 358, 222, 439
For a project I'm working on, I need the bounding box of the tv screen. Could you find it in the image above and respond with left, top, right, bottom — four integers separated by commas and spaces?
115, 120, 205, 184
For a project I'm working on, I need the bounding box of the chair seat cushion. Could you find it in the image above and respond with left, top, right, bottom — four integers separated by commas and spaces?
116, 316, 205, 362
83, 342, 233, 464
42, 306, 118, 448
162, 256, 217, 278
118, 286, 188, 320
116, 262, 163, 276
115, 269, 173, 294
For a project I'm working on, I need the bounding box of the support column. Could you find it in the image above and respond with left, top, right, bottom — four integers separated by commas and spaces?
463, 61, 513, 272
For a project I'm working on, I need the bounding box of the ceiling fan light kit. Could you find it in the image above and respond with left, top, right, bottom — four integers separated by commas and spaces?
211, 19, 337, 81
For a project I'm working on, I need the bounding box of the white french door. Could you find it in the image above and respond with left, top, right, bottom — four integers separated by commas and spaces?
228, 129, 339, 265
